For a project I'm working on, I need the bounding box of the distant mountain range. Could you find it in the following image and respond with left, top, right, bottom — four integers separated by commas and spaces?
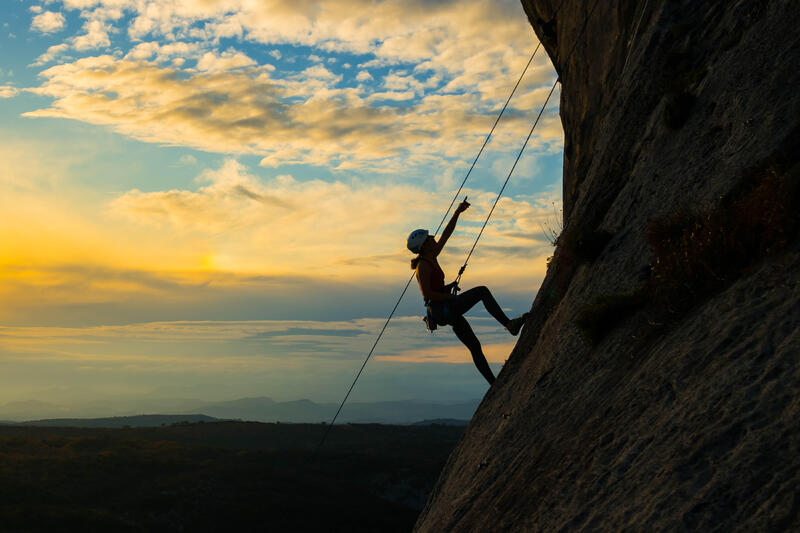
193, 397, 479, 424
8, 414, 219, 428
0, 400, 72, 421
0, 397, 479, 426
0, 414, 473, 428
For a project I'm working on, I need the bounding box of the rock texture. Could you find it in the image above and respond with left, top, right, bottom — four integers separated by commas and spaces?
415, 1, 799, 531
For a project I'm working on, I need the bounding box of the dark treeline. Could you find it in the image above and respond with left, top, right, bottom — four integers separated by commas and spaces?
0, 421, 464, 532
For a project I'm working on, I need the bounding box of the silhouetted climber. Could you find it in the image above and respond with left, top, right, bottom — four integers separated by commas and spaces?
408, 199, 528, 385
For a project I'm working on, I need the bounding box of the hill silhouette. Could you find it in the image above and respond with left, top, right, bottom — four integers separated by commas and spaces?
0, 397, 480, 425
195, 396, 480, 424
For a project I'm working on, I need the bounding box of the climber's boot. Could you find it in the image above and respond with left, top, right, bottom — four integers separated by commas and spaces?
506, 313, 530, 336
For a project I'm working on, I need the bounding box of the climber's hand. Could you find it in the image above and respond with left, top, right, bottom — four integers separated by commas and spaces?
445, 282, 461, 295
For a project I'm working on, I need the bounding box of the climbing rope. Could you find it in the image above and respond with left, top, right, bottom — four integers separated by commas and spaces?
315, 45, 543, 453
454, 0, 603, 283
454, 79, 559, 285
317, 0, 602, 452
433, 42, 542, 234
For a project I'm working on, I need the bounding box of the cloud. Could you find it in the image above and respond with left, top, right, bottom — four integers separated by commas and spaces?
24, 56, 287, 155
110, 159, 293, 231
0, 85, 18, 98
21, 0, 561, 170
6, 0, 562, 407
31, 43, 70, 66
62, 0, 105, 9
72, 18, 112, 50
102, 158, 558, 287
196, 49, 257, 71
0, 315, 513, 366
39, 0, 543, 96
107, 159, 433, 252
376, 340, 515, 364
0, 319, 372, 347
24, 54, 558, 171
205, 15, 244, 41
126, 41, 201, 62
0, 314, 506, 411
367, 90, 415, 102
383, 72, 427, 94
31, 11, 66, 33
300, 64, 339, 81
14, 2, 561, 281
0, 142, 554, 336
126, 41, 160, 59
86, 6, 125, 21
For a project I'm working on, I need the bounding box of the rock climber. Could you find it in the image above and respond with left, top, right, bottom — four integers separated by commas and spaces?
407, 198, 529, 385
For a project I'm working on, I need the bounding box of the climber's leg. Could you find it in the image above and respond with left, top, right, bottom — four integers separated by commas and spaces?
449, 286, 510, 328
452, 315, 496, 385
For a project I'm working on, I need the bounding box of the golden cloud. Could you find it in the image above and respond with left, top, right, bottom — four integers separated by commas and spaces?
376, 341, 516, 364
0, 85, 19, 99
23, 0, 561, 169
24, 55, 559, 170
0, 315, 514, 368
1, 131, 557, 331
31, 11, 66, 33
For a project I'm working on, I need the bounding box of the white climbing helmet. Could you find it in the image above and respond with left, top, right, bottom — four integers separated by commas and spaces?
407, 229, 429, 254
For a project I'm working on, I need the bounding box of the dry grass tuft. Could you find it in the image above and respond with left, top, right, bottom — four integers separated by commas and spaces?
573, 158, 798, 347
646, 165, 798, 312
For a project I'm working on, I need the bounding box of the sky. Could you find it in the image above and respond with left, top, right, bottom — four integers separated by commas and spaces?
0, 0, 563, 412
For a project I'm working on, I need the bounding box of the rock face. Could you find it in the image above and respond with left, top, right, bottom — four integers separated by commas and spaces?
415, 1, 800, 531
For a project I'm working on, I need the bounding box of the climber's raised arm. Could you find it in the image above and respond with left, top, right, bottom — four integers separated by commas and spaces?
434, 198, 470, 255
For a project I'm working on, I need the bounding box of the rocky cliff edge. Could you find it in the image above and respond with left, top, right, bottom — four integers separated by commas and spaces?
415, 0, 799, 530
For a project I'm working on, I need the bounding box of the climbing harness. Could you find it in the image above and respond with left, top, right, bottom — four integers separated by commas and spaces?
317, 0, 603, 452
422, 307, 438, 332
423, 282, 461, 332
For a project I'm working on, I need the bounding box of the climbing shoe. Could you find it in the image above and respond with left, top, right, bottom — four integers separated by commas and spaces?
506, 313, 530, 336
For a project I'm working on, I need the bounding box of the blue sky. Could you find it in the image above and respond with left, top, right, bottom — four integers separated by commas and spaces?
0, 0, 563, 411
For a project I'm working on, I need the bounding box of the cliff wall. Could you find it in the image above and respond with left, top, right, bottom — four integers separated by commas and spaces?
415, 0, 799, 530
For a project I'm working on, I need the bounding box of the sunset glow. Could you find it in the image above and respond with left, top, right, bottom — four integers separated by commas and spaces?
0, 0, 561, 412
